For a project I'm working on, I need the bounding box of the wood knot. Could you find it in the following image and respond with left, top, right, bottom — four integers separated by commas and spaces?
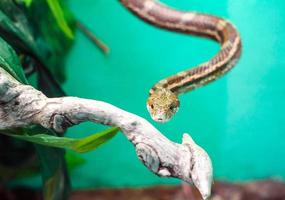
135, 143, 160, 174
50, 113, 74, 133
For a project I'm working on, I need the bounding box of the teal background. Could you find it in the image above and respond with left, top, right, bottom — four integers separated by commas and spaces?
61, 0, 285, 188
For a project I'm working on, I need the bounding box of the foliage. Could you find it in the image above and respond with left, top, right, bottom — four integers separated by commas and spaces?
46, 0, 74, 39
23, 0, 33, 7
6, 127, 119, 153
23, 0, 74, 39
0, 1, 117, 200
25, 0, 76, 83
0, 37, 28, 83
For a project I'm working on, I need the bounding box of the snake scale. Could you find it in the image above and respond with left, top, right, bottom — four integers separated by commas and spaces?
120, 0, 242, 122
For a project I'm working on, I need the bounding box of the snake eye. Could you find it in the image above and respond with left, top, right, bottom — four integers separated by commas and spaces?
169, 104, 176, 110
150, 104, 154, 109
169, 102, 179, 111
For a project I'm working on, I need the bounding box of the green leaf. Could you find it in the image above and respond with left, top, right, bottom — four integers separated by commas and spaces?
65, 151, 86, 170
35, 143, 70, 200
0, 37, 28, 83
27, 0, 75, 83
72, 127, 119, 153
0, 1, 75, 198
0, 1, 39, 56
46, 0, 74, 39
0, 0, 75, 84
23, 0, 33, 7
3, 127, 119, 153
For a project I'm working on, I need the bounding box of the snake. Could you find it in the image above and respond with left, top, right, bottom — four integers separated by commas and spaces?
120, 0, 242, 122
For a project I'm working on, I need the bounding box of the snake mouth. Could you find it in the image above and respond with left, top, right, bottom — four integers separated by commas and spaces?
151, 115, 171, 123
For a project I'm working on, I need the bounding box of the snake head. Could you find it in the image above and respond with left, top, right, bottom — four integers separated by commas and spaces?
147, 88, 180, 122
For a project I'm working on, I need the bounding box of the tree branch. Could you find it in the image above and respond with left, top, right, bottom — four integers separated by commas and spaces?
0, 67, 213, 199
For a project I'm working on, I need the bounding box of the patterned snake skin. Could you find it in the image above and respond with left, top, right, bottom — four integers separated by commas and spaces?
120, 0, 242, 122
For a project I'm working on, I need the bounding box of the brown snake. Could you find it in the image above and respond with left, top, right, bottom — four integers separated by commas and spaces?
120, 0, 242, 122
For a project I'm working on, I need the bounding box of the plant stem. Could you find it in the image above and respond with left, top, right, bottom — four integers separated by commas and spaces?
76, 20, 110, 54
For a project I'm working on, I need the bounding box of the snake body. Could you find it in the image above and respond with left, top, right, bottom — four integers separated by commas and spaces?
120, 0, 242, 122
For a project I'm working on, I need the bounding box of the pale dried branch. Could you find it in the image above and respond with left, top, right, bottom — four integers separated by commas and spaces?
0, 67, 213, 199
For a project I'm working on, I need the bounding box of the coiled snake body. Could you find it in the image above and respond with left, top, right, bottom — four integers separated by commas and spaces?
120, 0, 242, 122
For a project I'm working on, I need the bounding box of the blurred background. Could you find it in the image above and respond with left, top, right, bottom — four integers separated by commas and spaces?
62, 0, 285, 188
3, 0, 285, 199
